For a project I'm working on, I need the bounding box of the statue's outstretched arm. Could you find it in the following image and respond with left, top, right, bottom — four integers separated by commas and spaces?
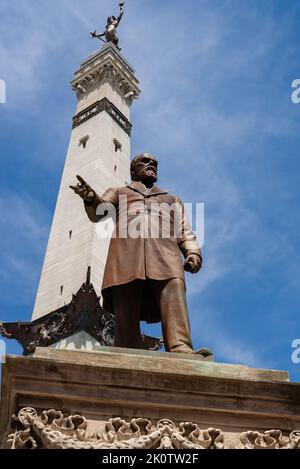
70, 176, 118, 223
117, 1, 125, 24
90, 30, 105, 39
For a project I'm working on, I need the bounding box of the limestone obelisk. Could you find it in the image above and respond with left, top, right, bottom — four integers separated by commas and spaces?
32, 43, 140, 327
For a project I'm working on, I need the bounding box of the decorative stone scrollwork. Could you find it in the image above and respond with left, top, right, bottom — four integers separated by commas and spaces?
0, 274, 113, 355
240, 429, 300, 449
6, 408, 225, 450
6, 408, 300, 450
72, 61, 139, 106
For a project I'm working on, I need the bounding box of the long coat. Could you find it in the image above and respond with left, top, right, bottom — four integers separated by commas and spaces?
85, 181, 201, 323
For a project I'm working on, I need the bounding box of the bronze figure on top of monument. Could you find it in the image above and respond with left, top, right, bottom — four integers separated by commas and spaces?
91, 1, 125, 50
70, 154, 212, 358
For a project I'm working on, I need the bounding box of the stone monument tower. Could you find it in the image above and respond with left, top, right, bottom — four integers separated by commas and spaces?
29, 44, 140, 349
33, 44, 140, 321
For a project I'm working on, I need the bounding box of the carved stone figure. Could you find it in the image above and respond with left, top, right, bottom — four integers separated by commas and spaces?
91, 1, 125, 50
70, 153, 212, 358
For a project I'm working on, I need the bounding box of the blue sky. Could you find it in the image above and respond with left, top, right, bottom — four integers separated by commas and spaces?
0, 0, 300, 381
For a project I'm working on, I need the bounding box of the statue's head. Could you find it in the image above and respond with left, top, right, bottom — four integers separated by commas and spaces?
107, 16, 117, 24
131, 153, 158, 184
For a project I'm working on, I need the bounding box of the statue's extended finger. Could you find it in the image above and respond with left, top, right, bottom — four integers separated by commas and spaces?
76, 175, 89, 187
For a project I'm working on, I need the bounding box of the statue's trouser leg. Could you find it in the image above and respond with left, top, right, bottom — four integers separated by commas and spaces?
152, 278, 193, 353
110, 280, 143, 349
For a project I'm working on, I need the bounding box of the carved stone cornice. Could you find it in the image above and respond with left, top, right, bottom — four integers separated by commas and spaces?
72, 97, 132, 135
71, 44, 140, 105
240, 429, 300, 449
5, 408, 300, 450
0, 269, 162, 355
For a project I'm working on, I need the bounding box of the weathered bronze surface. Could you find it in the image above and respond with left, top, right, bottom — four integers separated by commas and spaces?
70, 154, 212, 357
91, 1, 125, 50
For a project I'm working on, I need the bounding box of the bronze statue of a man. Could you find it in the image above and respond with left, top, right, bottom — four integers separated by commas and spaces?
91, 1, 125, 50
70, 154, 211, 357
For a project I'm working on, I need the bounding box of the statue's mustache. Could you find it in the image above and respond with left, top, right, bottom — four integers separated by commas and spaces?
144, 166, 157, 172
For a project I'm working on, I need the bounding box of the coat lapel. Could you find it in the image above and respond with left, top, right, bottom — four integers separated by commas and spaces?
127, 182, 168, 197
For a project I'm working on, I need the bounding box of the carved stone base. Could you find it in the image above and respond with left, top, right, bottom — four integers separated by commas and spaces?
5, 409, 300, 449
1, 347, 300, 449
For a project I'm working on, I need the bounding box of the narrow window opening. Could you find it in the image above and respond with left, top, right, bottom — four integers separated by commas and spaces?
69, 230, 72, 239
79, 135, 90, 149
114, 165, 117, 172
60, 286, 64, 295
113, 138, 122, 152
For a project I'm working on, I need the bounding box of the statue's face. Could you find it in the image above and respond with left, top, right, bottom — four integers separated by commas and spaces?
132, 154, 158, 184
107, 16, 116, 24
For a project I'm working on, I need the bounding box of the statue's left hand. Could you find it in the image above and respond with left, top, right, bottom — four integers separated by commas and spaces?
184, 254, 202, 274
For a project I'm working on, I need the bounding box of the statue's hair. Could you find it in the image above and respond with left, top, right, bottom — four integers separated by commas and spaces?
130, 153, 157, 180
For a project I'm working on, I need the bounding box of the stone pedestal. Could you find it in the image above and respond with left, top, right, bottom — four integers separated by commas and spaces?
1, 347, 300, 449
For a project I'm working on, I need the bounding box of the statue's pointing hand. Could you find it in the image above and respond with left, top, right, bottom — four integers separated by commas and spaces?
69, 175, 95, 203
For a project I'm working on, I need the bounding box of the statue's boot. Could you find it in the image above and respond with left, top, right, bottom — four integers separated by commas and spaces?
196, 347, 214, 358
171, 344, 213, 359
